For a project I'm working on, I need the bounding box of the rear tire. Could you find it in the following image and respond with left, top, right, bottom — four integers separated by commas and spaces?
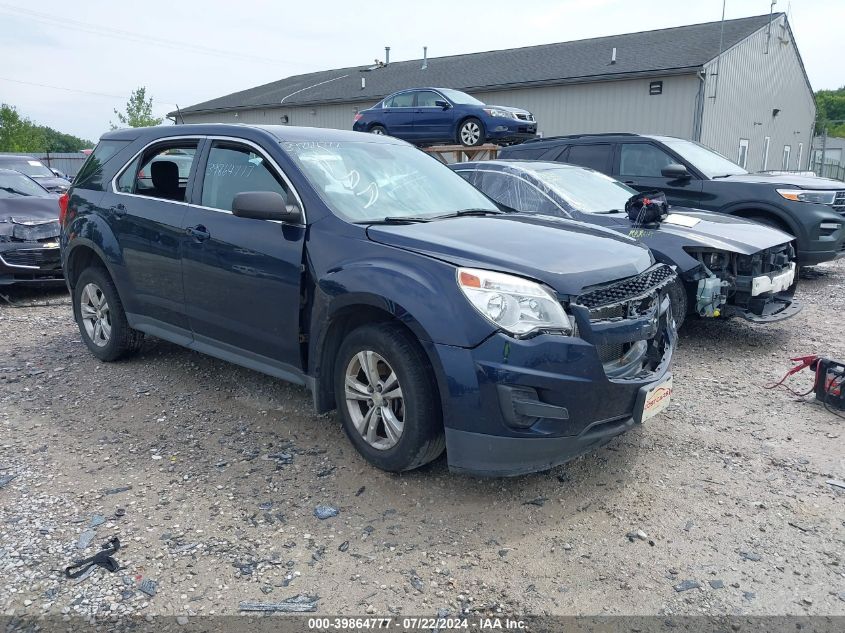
73, 266, 143, 362
369, 124, 387, 136
666, 278, 688, 330
334, 323, 445, 472
458, 118, 485, 147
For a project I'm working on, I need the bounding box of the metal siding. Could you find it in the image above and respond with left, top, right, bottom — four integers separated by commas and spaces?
181, 102, 377, 131
699, 15, 815, 171
473, 76, 699, 138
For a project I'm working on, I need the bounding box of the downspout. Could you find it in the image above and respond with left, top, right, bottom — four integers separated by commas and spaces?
693, 70, 706, 142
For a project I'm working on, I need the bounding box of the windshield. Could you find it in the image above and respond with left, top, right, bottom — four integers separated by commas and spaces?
660, 138, 747, 178
439, 89, 484, 106
522, 165, 636, 213
0, 171, 50, 198
0, 159, 54, 178
282, 141, 498, 222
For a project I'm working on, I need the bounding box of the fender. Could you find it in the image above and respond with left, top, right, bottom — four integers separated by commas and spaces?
718, 200, 803, 241
63, 208, 124, 285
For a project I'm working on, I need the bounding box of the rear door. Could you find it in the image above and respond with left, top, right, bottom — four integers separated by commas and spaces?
106, 138, 203, 333
558, 143, 614, 174
413, 90, 454, 142
615, 141, 704, 207
181, 138, 306, 371
381, 91, 416, 139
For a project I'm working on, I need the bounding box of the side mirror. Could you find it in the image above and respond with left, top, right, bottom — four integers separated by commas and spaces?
661, 163, 690, 179
232, 191, 302, 223
435, 100, 451, 109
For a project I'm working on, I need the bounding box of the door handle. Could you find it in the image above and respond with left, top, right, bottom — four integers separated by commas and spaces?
624, 180, 635, 185
111, 203, 126, 216
185, 225, 210, 241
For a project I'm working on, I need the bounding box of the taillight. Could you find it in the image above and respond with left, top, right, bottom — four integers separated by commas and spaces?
58, 192, 69, 226
353, 113, 363, 122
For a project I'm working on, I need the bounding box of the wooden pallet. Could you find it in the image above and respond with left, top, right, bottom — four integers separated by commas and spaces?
420, 144, 500, 164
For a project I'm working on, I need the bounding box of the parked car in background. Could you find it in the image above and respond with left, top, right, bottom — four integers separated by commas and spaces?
500, 134, 845, 266
62, 124, 676, 476
0, 168, 63, 285
0, 154, 72, 193
451, 160, 801, 328
353, 87, 537, 147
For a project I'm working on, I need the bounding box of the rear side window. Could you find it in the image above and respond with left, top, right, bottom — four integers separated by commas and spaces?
386, 92, 414, 108
619, 143, 675, 177
565, 144, 613, 173
74, 140, 130, 189
503, 145, 556, 160
200, 143, 290, 212
116, 142, 199, 202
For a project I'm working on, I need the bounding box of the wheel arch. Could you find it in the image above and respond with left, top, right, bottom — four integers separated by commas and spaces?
64, 239, 118, 290
722, 203, 800, 239
311, 298, 446, 415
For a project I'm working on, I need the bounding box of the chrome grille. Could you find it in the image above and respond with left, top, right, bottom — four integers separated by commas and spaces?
833, 191, 845, 216
515, 113, 535, 122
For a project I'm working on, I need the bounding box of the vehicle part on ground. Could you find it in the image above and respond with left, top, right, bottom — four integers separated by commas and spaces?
765, 355, 845, 417
65, 537, 121, 579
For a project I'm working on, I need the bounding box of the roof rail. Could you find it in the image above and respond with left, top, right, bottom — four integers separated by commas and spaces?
522, 132, 640, 144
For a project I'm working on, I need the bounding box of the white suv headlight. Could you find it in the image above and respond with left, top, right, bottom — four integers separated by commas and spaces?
457, 268, 572, 336
777, 189, 837, 205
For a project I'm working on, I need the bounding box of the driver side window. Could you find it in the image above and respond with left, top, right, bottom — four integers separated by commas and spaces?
619, 143, 676, 177
201, 143, 290, 212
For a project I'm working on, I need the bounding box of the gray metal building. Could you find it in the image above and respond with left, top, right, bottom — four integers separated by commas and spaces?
173, 12, 815, 171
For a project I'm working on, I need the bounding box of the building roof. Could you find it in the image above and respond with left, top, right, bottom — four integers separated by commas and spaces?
175, 13, 780, 116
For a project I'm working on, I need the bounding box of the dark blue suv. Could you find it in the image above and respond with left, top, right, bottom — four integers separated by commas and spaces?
353, 88, 537, 147
60, 124, 675, 476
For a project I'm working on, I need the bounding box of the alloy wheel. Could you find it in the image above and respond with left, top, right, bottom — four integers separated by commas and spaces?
344, 350, 405, 450
460, 121, 481, 145
371, 127, 385, 135
79, 282, 112, 347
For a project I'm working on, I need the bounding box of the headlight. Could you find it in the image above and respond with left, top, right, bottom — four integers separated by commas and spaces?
483, 108, 516, 119
777, 189, 837, 205
457, 268, 572, 336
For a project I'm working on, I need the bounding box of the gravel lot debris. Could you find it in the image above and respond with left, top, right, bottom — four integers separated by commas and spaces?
1, 261, 844, 618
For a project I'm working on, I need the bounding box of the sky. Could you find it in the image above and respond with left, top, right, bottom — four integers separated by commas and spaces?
1, 0, 842, 143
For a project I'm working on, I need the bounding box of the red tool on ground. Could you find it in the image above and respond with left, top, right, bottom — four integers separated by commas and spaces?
765, 355, 845, 417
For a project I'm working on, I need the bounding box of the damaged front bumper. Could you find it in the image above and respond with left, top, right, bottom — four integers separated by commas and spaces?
0, 219, 64, 285
439, 264, 676, 476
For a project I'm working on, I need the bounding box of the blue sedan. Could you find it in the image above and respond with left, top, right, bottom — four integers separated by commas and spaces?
353, 87, 537, 147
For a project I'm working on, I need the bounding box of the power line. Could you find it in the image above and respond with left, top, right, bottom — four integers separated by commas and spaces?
0, 76, 180, 105
0, 2, 305, 69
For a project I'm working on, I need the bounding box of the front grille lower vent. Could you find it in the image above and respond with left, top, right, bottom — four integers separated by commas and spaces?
575, 264, 675, 310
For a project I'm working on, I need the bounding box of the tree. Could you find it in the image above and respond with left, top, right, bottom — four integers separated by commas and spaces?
111, 86, 163, 129
815, 86, 845, 138
0, 104, 92, 153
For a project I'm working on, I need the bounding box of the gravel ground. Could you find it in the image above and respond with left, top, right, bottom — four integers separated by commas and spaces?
1, 262, 844, 620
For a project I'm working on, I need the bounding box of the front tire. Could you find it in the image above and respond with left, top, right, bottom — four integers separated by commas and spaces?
458, 118, 485, 147
73, 266, 143, 361
334, 323, 445, 472
369, 124, 387, 136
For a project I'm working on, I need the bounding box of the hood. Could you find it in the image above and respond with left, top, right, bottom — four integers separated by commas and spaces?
366, 214, 653, 296
716, 172, 845, 190
31, 175, 71, 192
0, 196, 61, 241
611, 208, 794, 255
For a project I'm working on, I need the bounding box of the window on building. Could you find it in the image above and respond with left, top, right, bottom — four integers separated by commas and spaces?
619, 143, 675, 177
782, 145, 791, 170
565, 144, 613, 174
201, 142, 290, 212
762, 136, 770, 170
796, 143, 803, 170
737, 139, 749, 169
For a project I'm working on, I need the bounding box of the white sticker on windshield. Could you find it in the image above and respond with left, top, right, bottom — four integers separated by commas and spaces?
663, 213, 700, 228
28, 160, 43, 167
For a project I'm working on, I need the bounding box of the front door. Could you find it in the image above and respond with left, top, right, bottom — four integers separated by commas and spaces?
106, 138, 203, 332
181, 139, 306, 370
616, 142, 704, 208
413, 90, 454, 142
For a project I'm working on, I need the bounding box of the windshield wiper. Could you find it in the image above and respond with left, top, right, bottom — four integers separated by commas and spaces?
432, 208, 507, 219
361, 216, 433, 225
